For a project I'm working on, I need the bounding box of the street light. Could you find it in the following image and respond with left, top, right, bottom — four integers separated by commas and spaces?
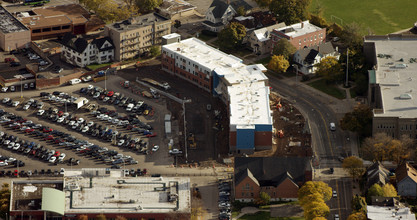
292, 64, 298, 85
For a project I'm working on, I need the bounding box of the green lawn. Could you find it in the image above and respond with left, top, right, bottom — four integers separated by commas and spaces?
86, 62, 113, 71
307, 79, 346, 99
197, 32, 217, 41
239, 211, 304, 220
310, 0, 417, 34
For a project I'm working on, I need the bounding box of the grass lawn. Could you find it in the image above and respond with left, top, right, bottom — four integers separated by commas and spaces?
255, 56, 272, 65
87, 62, 112, 71
197, 32, 217, 41
309, 0, 417, 34
239, 211, 304, 220
307, 79, 346, 99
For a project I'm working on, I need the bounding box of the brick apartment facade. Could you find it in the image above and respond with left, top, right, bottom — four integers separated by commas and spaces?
271, 20, 326, 51
234, 157, 312, 202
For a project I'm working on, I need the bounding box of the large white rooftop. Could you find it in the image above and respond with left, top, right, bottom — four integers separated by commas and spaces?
366, 37, 417, 118
163, 38, 272, 127
64, 175, 190, 214
367, 205, 416, 220
276, 20, 321, 38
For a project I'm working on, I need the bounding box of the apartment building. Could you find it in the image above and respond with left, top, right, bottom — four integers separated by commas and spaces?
0, 6, 31, 52
364, 35, 417, 139
270, 20, 326, 51
162, 34, 272, 154
105, 13, 171, 61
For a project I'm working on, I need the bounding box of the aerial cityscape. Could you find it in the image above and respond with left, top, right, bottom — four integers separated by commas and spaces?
0, 0, 416, 219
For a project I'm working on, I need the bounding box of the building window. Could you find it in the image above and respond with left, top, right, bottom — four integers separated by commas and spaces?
245, 183, 250, 190
251, 193, 254, 197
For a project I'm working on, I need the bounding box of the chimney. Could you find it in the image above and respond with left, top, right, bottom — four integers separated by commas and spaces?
227, 0, 230, 4
301, 22, 304, 29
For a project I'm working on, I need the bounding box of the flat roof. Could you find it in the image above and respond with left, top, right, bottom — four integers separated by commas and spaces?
365, 37, 417, 118
106, 13, 169, 33
0, 6, 29, 34
17, 4, 89, 29
11, 180, 64, 211
64, 176, 191, 214
276, 20, 322, 38
163, 38, 272, 126
367, 205, 416, 220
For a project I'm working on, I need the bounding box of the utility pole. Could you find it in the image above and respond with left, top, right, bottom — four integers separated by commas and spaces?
345, 48, 349, 87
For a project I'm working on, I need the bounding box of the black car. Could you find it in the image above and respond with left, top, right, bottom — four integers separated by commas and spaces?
10, 62, 21, 67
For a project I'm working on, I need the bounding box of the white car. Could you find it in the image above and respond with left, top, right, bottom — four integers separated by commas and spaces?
87, 121, 94, 127
0, 161, 8, 166
2, 97, 10, 103
126, 103, 134, 111
77, 118, 85, 124
152, 145, 159, 152
57, 117, 65, 123
334, 214, 339, 220
37, 110, 45, 116
22, 121, 33, 125
12, 101, 20, 107
12, 143, 20, 151
60, 168, 65, 175
82, 76, 92, 82
72, 123, 79, 129
1, 87, 8, 92
332, 190, 337, 198
49, 156, 57, 163
23, 104, 30, 110
8, 142, 15, 149
37, 102, 44, 109
58, 153, 66, 161
101, 115, 109, 121
117, 139, 125, 146
69, 121, 76, 126
6, 157, 16, 163
81, 126, 89, 133
169, 149, 183, 154
69, 79, 81, 85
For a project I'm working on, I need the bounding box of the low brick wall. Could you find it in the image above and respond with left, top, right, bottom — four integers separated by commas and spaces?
36, 77, 60, 89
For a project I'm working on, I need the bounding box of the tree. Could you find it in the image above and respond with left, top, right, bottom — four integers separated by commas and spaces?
78, 216, 88, 220
79, 0, 137, 22
351, 195, 367, 212
96, 214, 106, 220
150, 45, 161, 57
362, 133, 411, 162
311, 0, 324, 16
367, 184, 384, 200
382, 183, 398, 197
327, 23, 343, 37
342, 156, 364, 179
236, 6, 246, 16
259, 192, 271, 205
299, 192, 324, 207
304, 201, 330, 220
298, 181, 332, 203
314, 56, 342, 82
309, 14, 328, 28
174, 20, 182, 30
135, 0, 162, 13
312, 217, 327, 220
269, 0, 311, 25
340, 104, 373, 137
341, 22, 365, 49
217, 22, 246, 51
347, 212, 367, 220
272, 38, 297, 60
268, 55, 289, 73
0, 184, 10, 220
254, 0, 271, 8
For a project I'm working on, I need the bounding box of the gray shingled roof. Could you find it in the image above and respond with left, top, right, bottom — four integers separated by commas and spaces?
296, 42, 337, 64
234, 157, 311, 187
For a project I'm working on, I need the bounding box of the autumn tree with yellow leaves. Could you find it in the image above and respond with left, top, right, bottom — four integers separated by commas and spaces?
268, 55, 290, 73
298, 181, 332, 220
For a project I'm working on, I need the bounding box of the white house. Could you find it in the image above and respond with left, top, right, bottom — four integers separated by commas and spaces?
246, 22, 286, 55
293, 42, 339, 75
203, 0, 236, 32
61, 33, 114, 68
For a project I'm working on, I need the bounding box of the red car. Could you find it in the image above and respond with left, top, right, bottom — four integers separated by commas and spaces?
53, 151, 60, 157
44, 135, 53, 141
58, 111, 64, 117
4, 58, 15, 63
25, 128, 34, 133
43, 128, 53, 133
13, 124, 21, 130
107, 91, 114, 97
146, 133, 157, 138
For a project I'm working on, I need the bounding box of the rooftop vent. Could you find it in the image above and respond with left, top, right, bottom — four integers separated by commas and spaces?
399, 93, 412, 100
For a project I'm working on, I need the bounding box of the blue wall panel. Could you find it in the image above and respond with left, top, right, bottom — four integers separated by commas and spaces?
236, 128, 255, 150
255, 124, 272, 132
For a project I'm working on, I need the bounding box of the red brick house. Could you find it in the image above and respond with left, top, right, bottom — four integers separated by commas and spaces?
234, 157, 312, 202
270, 20, 326, 51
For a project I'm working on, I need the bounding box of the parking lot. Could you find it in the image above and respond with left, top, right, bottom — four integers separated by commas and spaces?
0, 78, 176, 176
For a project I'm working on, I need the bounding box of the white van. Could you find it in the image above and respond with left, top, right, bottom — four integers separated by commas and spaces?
330, 122, 336, 131
69, 79, 81, 85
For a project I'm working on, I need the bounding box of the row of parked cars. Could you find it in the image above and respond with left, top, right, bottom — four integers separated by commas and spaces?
80, 86, 153, 116
218, 180, 232, 220
0, 106, 138, 168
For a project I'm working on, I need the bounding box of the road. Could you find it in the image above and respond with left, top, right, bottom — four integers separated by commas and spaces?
267, 74, 354, 220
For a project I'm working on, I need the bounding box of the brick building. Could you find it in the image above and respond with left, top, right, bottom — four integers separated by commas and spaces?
17, 4, 103, 40
9, 170, 191, 220
270, 20, 326, 51
104, 13, 171, 61
234, 157, 312, 202
0, 6, 31, 52
162, 34, 272, 154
